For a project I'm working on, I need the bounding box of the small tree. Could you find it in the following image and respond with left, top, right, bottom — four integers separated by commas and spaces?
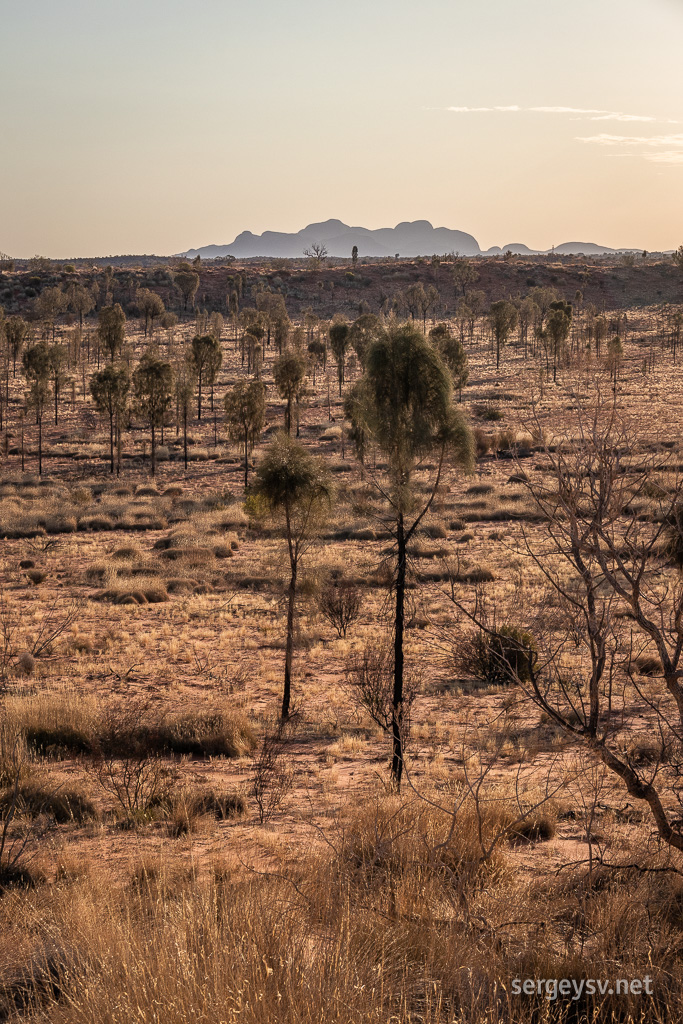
5, 317, 28, 377
224, 377, 266, 488
173, 358, 195, 470
90, 364, 130, 474
346, 321, 473, 788
351, 245, 358, 267
136, 288, 165, 338
68, 284, 95, 329
189, 334, 221, 420
429, 323, 469, 401
46, 344, 69, 425
544, 300, 572, 382
34, 286, 66, 341
303, 243, 328, 268
348, 313, 382, 369
174, 269, 200, 312
23, 343, 51, 477
452, 258, 479, 298
489, 300, 518, 370
132, 352, 173, 476
328, 320, 350, 396
98, 304, 126, 362
252, 434, 332, 718
273, 350, 307, 435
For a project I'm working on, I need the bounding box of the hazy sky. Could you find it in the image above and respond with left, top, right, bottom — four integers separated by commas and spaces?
1, 0, 681, 257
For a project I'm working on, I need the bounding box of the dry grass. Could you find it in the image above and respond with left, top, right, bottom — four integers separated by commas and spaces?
2, 303, 683, 1019
0, 791, 680, 1022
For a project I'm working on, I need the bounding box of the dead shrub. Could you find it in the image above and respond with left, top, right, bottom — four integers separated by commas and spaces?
320, 580, 363, 638
343, 643, 420, 743
251, 720, 295, 824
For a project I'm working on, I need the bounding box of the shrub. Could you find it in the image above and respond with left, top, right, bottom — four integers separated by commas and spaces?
474, 404, 503, 422
422, 523, 447, 539
454, 624, 537, 686
320, 580, 363, 638
632, 654, 663, 676
168, 787, 247, 836
473, 428, 493, 457
0, 782, 97, 824
157, 710, 257, 758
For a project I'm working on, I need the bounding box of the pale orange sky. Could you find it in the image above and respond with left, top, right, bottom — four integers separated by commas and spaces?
0, 0, 681, 257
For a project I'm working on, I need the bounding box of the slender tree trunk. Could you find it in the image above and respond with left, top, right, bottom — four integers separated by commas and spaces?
244, 427, 249, 489
116, 408, 121, 476
109, 410, 114, 474
283, 556, 297, 719
391, 513, 406, 790
197, 373, 203, 420
151, 422, 156, 476
38, 415, 42, 477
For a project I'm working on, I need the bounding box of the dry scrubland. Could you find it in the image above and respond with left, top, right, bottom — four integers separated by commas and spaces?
1, 254, 683, 1022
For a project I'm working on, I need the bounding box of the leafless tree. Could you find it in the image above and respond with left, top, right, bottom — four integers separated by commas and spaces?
446, 382, 683, 855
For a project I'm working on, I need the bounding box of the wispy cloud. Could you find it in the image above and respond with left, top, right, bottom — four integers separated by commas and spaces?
444, 105, 683, 165
446, 105, 670, 123
575, 131, 683, 165
646, 151, 683, 164
577, 133, 683, 147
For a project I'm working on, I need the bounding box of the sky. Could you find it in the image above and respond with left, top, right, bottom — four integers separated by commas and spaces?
0, 0, 681, 257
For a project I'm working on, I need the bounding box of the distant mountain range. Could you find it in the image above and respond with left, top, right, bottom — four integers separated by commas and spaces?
177, 220, 640, 260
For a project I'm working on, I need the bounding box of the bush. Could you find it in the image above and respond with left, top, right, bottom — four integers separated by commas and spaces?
474, 404, 503, 422
320, 580, 362, 638
473, 428, 493, 457
454, 624, 537, 686
0, 782, 97, 824
157, 711, 257, 759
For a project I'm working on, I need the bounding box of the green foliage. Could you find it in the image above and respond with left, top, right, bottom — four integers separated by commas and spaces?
348, 313, 382, 368
98, 304, 126, 361
136, 288, 165, 336
273, 350, 307, 434
5, 316, 28, 370
133, 352, 173, 427
455, 625, 537, 687
253, 433, 331, 516
328, 320, 349, 394
189, 334, 222, 419
224, 377, 266, 486
22, 341, 50, 383
429, 323, 469, 397
488, 300, 518, 367
174, 269, 200, 310
347, 320, 474, 496
90, 364, 130, 419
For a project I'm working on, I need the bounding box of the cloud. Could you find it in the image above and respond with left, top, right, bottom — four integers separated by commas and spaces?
446, 105, 521, 112
645, 151, 683, 164
446, 105, 669, 123
575, 131, 683, 165
577, 133, 683, 147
